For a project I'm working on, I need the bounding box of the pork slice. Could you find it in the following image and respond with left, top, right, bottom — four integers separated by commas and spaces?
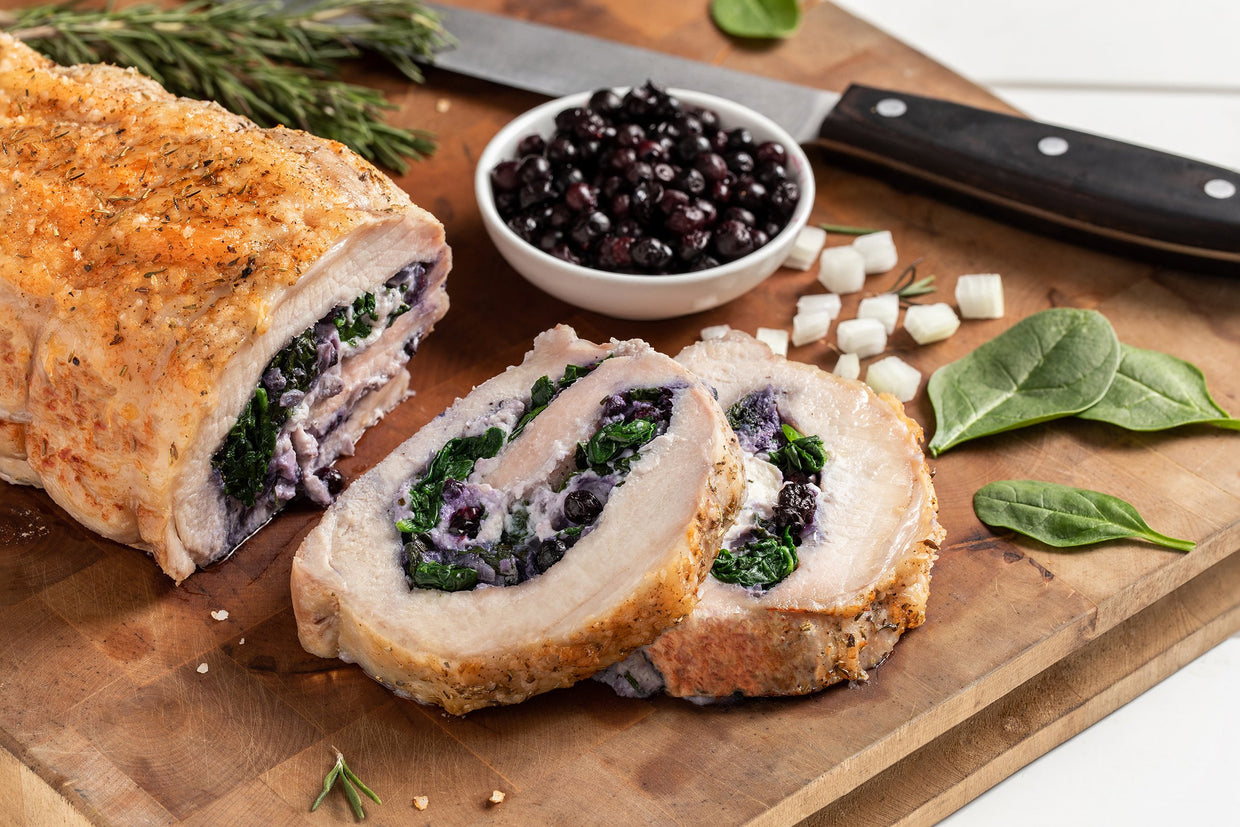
620, 331, 944, 700
291, 325, 745, 715
0, 35, 450, 581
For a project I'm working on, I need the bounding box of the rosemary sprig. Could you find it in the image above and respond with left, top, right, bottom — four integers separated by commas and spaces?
312, 748, 381, 820
3, 0, 452, 172
887, 258, 936, 302
818, 222, 883, 236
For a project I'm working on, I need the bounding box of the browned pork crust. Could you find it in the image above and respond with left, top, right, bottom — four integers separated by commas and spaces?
0, 35, 449, 580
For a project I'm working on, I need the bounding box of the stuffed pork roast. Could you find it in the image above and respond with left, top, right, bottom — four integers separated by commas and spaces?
0, 35, 450, 582
598, 331, 944, 700
292, 325, 745, 715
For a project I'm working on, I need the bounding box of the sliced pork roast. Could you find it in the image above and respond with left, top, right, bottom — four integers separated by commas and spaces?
291, 326, 745, 715
0, 35, 450, 581
598, 331, 944, 700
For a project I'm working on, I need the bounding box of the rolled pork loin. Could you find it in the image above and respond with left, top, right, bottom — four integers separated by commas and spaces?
597, 331, 945, 700
0, 35, 450, 581
291, 325, 745, 715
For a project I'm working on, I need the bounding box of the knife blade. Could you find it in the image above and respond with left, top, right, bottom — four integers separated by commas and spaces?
423, 3, 1240, 268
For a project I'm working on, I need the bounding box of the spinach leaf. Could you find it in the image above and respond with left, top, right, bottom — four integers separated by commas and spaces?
560, 363, 596, 385
408, 556, 479, 591
768, 423, 827, 477
399, 427, 505, 537
511, 362, 596, 439
528, 375, 557, 410
973, 479, 1195, 552
710, 0, 800, 39
214, 387, 278, 507
266, 327, 321, 394
580, 418, 658, 473
926, 308, 1121, 456
1077, 344, 1240, 431
711, 527, 799, 588
332, 292, 379, 345
212, 327, 321, 506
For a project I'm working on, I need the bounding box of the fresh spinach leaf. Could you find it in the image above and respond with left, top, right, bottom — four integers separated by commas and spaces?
710, 0, 800, 39
768, 423, 827, 477
973, 479, 1194, 552
926, 308, 1121, 456
1077, 344, 1240, 431
711, 527, 799, 588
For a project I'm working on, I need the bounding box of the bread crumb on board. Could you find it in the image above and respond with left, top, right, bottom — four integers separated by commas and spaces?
412, 795, 429, 811
210, 609, 229, 621
196, 663, 209, 674
488, 790, 505, 805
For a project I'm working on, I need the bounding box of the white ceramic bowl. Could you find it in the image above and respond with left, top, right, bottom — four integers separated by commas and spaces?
475, 88, 814, 321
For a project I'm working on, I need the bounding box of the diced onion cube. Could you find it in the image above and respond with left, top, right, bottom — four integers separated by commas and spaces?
836, 317, 887, 357
866, 355, 922, 402
796, 292, 842, 319
818, 246, 866, 294
700, 324, 732, 340
904, 302, 961, 344
833, 352, 860, 380
955, 273, 1005, 319
782, 225, 827, 270
791, 311, 832, 346
852, 230, 898, 274
857, 293, 900, 334
755, 326, 789, 357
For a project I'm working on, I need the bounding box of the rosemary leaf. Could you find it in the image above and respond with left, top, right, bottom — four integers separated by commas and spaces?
898, 275, 937, 298
341, 762, 383, 805
311, 760, 343, 812
818, 222, 883, 236
341, 775, 366, 819
886, 258, 936, 302
311, 749, 380, 819
4, 0, 451, 172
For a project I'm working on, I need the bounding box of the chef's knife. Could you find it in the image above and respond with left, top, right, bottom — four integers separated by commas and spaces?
423, 3, 1240, 268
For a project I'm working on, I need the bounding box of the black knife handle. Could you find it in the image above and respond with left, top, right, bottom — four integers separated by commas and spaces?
817, 85, 1240, 267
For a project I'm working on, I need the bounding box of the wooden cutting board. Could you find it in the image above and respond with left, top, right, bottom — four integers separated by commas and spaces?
3, 1, 1238, 824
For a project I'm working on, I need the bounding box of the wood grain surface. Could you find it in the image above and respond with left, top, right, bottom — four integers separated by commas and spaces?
2, 1, 1238, 825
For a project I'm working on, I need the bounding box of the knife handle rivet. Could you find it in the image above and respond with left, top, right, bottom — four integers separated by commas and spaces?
1204, 179, 1236, 200
874, 98, 907, 118
1037, 136, 1070, 157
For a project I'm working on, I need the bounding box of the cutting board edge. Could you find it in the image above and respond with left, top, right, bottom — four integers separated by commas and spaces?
794, 542, 1240, 827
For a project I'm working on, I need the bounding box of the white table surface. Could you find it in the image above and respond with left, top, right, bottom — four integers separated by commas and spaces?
829, 1, 1240, 823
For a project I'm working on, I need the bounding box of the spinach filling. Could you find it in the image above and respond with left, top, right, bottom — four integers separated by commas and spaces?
511, 362, 596, 438
330, 292, 381, 345
211, 261, 428, 509
396, 427, 506, 591
213, 328, 321, 507
713, 390, 828, 591
396, 369, 674, 593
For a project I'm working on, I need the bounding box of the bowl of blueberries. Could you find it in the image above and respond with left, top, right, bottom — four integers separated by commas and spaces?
476, 82, 814, 320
